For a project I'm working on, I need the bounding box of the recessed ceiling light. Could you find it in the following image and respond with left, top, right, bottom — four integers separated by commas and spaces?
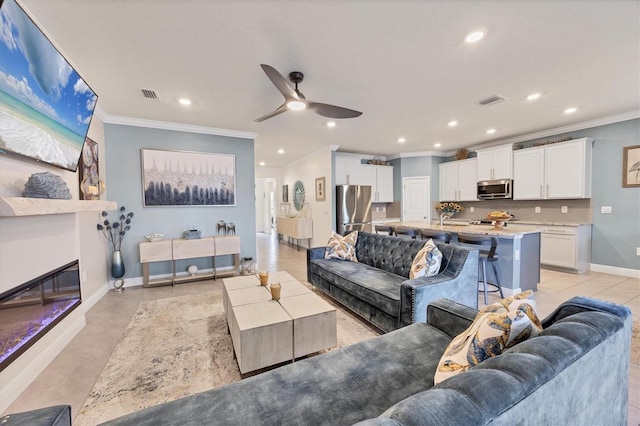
465, 31, 484, 43
178, 98, 191, 106
397, 137, 406, 143
277, 149, 284, 154
448, 120, 458, 127
527, 93, 541, 101
259, 161, 265, 166
434, 143, 442, 148
287, 100, 306, 111
486, 128, 496, 134
326, 121, 336, 128
564, 107, 577, 114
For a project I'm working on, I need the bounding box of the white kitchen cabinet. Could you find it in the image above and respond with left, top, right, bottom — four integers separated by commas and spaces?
513, 138, 593, 200
476, 144, 513, 181
539, 224, 591, 273
335, 156, 362, 185
439, 158, 477, 201
360, 164, 394, 202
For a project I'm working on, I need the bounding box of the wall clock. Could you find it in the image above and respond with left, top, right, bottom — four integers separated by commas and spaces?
292, 180, 305, 211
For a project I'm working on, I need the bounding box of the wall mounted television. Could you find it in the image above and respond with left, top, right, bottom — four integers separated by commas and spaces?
0, 0, 98, 172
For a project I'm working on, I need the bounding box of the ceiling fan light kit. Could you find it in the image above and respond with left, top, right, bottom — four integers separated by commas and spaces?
255, 64, 362, 122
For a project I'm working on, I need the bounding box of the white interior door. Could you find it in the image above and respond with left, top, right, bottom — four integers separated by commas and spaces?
402, 176, 430, 222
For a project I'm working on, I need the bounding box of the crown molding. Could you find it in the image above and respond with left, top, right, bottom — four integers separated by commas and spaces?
101, 114, 257, 140
388, 151, 447, 160
466, 110, 640, 151
329, 145, 341, 151
93, 105, 107, 122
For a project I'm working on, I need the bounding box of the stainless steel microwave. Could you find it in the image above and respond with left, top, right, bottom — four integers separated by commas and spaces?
477, 179, 513, 200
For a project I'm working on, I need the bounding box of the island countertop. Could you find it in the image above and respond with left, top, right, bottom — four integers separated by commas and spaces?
381, 220, 541, 238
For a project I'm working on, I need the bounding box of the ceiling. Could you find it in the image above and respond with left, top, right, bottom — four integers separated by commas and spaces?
19, 0, 640, 168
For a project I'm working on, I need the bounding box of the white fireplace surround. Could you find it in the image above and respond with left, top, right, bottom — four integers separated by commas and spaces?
0, 198, 115, 413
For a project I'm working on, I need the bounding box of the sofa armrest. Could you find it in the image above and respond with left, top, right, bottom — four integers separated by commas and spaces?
399, 248, 478, 328
306, 246, 326, 282
1, 405, 71, 426
426, 298, 478, 338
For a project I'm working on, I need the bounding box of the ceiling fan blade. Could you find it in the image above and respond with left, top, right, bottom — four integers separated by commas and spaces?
255, 102, 288, 122
307, 102, 363, 119
260, 64, 299, 101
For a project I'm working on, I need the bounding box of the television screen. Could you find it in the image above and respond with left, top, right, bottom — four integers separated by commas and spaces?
0, 0, 97, 172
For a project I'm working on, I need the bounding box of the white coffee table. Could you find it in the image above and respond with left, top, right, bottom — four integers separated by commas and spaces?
223, 271, 337, 374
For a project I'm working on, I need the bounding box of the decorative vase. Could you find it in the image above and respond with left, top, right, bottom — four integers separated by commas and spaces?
111, 250, 125, 278
111, 250, 125, 291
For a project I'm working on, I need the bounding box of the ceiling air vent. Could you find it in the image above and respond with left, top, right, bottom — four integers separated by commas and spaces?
478, 95, 506, 106
141, 89, 158, 99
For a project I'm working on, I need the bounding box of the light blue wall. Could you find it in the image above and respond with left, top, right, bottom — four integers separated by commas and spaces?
517, 118, 639, 270
104, 124, 256, 278
392, 156, 445, 207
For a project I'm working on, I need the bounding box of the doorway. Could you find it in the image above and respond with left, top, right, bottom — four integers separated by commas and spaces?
402, 176, 431, 222
255, 178, 276, 234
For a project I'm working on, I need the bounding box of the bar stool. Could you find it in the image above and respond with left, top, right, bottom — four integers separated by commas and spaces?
419, 229, 452, 244
457, 234, 504, 304
393, 227, 419, 239
374, 225, 394, 235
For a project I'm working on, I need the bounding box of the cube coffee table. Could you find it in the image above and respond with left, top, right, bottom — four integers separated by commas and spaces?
223, 271, 337, 374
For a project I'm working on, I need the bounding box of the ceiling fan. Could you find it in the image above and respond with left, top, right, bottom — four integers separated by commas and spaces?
255, 64, 363, 122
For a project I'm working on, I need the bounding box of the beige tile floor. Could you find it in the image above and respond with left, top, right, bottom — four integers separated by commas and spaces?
4, 232, 639, 424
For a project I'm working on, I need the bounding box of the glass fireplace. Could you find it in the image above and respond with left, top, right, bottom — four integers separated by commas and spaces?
0, 260, 81, 371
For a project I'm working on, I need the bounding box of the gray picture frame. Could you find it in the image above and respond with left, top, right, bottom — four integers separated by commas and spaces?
141, 148, 236, 207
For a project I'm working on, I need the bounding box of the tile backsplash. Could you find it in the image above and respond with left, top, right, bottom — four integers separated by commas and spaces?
446, 199, 592, 224
371, 199, 591, 224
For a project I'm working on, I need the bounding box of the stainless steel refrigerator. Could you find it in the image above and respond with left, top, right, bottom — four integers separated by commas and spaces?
336, 185, 372, 234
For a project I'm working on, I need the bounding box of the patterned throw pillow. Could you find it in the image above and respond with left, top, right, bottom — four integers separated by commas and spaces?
433, 294, 542, 385
324, 231, 358, 262
409, 239, 443, 279
478, 290, 538, 315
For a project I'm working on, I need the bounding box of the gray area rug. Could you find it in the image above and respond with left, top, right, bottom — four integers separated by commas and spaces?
74, 290, 378, 425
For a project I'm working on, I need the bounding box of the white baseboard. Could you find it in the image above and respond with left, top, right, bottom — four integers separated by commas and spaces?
111, 266, 233, 289
0, 310, 86, 414
82, 282, 110, 313
590, 263, 640, 279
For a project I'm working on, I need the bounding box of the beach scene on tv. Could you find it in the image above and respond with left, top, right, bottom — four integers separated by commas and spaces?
0, 0, 97, 172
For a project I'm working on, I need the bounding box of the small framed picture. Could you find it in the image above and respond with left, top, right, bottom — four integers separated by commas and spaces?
623, 145, 640, 188
315, 177, 325, 201
282, 184, 289, 202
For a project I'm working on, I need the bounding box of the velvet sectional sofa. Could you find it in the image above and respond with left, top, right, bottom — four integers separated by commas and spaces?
9, 297, 631, 425
307, 231, 479, 332
88, 296, 631, 425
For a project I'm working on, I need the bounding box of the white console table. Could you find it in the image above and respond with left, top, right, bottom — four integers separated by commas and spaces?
139, 235, 240, 287
276, 217, 312, 250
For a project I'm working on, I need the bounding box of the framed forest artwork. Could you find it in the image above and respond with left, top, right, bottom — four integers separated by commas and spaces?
141, 148, 236, 206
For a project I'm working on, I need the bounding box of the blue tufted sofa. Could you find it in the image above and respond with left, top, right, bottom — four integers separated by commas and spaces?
91, 296, 630, 425
307, 231, 479, 332
9, 297, 631, 425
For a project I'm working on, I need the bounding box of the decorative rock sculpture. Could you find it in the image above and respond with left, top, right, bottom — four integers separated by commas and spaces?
22, 172, 71, 199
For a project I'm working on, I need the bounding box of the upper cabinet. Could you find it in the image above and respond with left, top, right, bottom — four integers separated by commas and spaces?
513, 137, 593, 200
335, 156, 362, 185
439, 158, 477, 201
476, 144, 513, 181
360, 164, 394, 202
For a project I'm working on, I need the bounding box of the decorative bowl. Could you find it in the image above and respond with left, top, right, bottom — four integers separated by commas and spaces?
145, 233, 164, 242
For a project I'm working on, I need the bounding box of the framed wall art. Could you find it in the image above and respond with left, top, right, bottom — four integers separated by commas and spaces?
282, 184, 289, 202
78, 136, 99, 200
315, 177, 325, 201
141, 148, 236, 206
623, 145, 640, 188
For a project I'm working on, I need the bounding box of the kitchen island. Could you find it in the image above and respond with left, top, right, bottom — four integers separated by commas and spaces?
382, 220, 541, 293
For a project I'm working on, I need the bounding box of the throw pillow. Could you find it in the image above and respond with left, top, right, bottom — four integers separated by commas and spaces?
433, 302, 542, 385
324, 231, 358, 262
478, 290, 538, 316
409, 239, 442, 279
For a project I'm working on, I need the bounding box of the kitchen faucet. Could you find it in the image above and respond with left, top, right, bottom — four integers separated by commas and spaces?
440, 212, 451, 228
